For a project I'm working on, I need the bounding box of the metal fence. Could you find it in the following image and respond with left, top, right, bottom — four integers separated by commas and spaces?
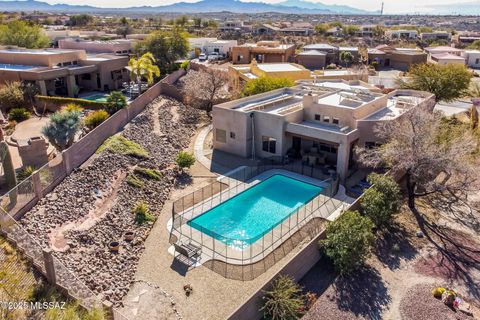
170, 160, 342, 280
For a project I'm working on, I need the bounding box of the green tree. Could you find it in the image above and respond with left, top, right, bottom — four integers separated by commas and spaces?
320, 211, 374, 274
68, 14, 93, 26
0, 81, 26, 112
0, 21, 50, 48
314, 23, 329, 35
361, 174, 401, 228
372, 25, 385, 38
192, 18, 202, 28
175, 16, 188, 27
134, 28, 188, 73
127, 52, 160, 95
175, 151, 195, 171
467, 40, 480, 50
339, 51, 354, 67
343, 25, 360, 37
242, 77, 294, 97
400, 63, 472, 102
42, 110, 82, 150
260, 275, 306, 320
105, 91, 127, 114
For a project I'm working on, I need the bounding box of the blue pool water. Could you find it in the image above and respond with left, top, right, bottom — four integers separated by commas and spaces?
188, 174, 323, 247
82, 93, 109, 102
0, 63, 37, 70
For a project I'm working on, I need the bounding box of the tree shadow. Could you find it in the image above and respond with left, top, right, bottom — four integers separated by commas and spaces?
174, 172, 193, 188
373, 223, 419, 270
333, 266, 390, 320
300, 256, 337, 296
412, 207, 480, 302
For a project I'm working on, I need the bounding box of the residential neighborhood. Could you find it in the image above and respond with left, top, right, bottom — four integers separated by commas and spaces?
0, 1, 479, 320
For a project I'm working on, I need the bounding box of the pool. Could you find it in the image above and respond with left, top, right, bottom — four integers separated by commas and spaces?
0, 63, 38, 70
82, 93, 109, 103
188, 174, 323, 247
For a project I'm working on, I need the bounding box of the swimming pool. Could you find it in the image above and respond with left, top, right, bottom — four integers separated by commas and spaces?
82, 93, 109, 103
0, 63, 38, 70
188, 174, 323, 247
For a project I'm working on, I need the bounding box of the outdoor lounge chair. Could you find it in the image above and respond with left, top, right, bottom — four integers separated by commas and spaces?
174, 240, 202, 259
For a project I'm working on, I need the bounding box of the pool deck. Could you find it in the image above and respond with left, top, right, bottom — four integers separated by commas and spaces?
171, 169, 347, 265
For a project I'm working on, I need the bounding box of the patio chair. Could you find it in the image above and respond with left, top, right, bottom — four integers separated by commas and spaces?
174, 240, 202, 259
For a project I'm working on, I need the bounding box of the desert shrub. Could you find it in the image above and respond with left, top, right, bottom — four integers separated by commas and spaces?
97, 136, 149, 158
180, 60, 190, 70
242, 77, 294, 97
0, 81, 25, 111
8, 108, 30, 122
84, 110, 109, 129
4, 121, 17, 136
126, 174, 144, 188
432, 287, 446, 299
320, 210, 375, 274
261, 275, 306, 320
17, 166, 35, 181
325, 63, 337, 69
361, 173, 401, 228
133, 201, 154, 224
105, 91, 127, 115
175, 151, 195, 170
134, 167, 162, 180
62, 104, 84, 113
42, 110, 82, 150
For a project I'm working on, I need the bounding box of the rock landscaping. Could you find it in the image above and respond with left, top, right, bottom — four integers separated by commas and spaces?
19, 96, 205, 306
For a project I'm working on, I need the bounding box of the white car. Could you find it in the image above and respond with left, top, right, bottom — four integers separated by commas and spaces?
198, 53, 207, 62
208, 53, 220, 61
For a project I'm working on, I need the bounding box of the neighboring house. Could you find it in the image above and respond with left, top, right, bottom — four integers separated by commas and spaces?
219, 21, 251, 33
425, 46, 466, 65
126, 34, 149, 40
188, 38, 238, 58
296, 50, 327, 70
420, 31, 452, 42
43, 29, 81, 45
212, 80, 434, 183
254, 24, 280, 35
325, 27, 343, 37
355, 25, 376, 38
0, 48, 129, 97
58, 38, 134, 55
456, 32, 480, 45
228, 60, 311, 89
301, 44, 360, 68
463, 50, 480, 68
231, 41, 296, 64
367, 45, 427, 70
385, 29, 418, 40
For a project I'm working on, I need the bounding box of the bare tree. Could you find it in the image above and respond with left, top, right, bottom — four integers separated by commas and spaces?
181, 68, 230, 117
356, 106, 479, 209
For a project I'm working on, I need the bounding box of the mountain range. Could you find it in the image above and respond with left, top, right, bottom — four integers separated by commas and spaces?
0, 0, 373, 14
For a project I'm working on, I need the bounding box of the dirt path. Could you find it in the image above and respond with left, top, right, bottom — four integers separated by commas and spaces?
49, 170, 127, 252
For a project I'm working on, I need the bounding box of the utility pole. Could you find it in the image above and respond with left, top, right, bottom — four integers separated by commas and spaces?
380, 2, 384, 15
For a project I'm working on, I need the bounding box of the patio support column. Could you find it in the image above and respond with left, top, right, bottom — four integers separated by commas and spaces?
37, 80, 47, 96
66, 75, 76, 98
336, 142, 350, 185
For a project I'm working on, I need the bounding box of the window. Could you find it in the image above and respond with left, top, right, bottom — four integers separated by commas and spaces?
319, 143, 337, 154
314, 114, 321, 121
81, 74, 91, 80
216, 129, 226, 143
323, 115, 330, 123
332, 118, 339, 125
230, 132, 236, 139
476, 58, 480, 65
262, 136, 276, 154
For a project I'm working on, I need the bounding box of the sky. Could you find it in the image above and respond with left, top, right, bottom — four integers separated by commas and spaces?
8, 0, 471, 14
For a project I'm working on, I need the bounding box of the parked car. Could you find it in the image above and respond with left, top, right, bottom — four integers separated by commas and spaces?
198, 53, 207, 62
208, 53, 220, 61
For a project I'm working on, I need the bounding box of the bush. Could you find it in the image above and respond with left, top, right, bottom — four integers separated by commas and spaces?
17, 166, 35, 181
0, 81, 26, 111
133, 201, 154, 224
127, 174, 144, 188
175, 151, 195, 170
242, 77, 294, 97
320, 210, 375, 274
8, 107, 31, 122
84, 110, 109, 129
36, 95, 109, 109
62, 104, 84, 113
105, 91, 127, 115
261, 275, 306, 320
42, 110, 82, 150
361, 173, 401, 228
134, 167, 162, 180
97, 136, 149, 158
180, 60, 190, 70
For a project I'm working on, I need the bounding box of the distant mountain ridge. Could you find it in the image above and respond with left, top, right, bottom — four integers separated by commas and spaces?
0, 0, 373, 14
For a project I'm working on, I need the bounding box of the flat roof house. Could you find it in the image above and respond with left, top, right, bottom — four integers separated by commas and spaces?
58, 38, 134, 55
212, 80, 435, 183
385, 29, 418, 40
0, 48, 129, 97
425, 46, 466, 65
231, 41, 296, 64
462, 50, 480, 69
367, 45, 427, 70
188, 38, 238, 58
420, 31, 452, 42
298, 44, 359, 69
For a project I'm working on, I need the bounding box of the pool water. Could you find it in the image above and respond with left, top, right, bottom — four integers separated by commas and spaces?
188, 174, 323, 247
82, 93, 108, 102
0, 63, 37, 70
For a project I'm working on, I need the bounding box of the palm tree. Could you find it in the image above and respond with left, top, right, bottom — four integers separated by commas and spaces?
127, 52, 160, 96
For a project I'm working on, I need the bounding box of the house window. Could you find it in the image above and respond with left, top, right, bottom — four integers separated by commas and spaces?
314, 114, 321, 121
81, 74, 91, 80
216, 129, 226, 143
323, 115, 330, 123
332, 118, 339, 125
262, 136, 276, 154
476, 58, 480, 64
230, 132, 236, 139
237, 55, 243, 62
